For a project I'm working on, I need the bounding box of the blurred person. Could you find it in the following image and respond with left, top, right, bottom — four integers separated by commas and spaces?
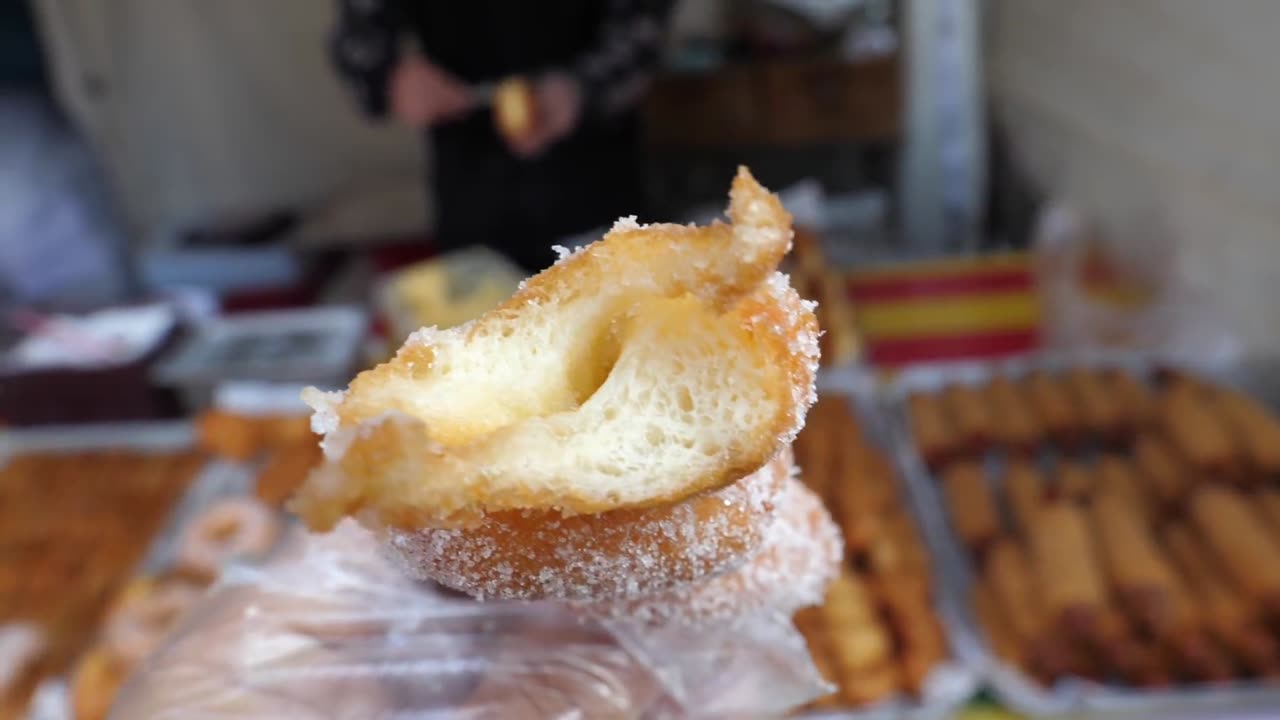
332, 0, 675, 273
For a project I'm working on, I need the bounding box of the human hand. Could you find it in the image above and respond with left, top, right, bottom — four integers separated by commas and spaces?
501, 72, 583, 158
390, 55, 473, 127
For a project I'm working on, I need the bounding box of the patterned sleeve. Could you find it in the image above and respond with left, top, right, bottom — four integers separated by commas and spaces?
330, 0, 403, 119
572, 0, 675, 120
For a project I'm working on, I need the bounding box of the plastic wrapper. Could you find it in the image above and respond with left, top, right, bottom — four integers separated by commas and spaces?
111, 520, 830, 719
1033, 204, 1239, 365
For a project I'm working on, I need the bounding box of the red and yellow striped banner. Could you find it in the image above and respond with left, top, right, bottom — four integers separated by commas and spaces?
847, 253, 1041, 367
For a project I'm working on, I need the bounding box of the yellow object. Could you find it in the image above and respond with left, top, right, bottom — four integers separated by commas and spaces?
856, 292, 1040, 339
379, 247, 525, 343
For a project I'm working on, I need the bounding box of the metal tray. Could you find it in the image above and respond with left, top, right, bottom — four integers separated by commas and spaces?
879, 351, 1280, 718
795, 368, 980, 719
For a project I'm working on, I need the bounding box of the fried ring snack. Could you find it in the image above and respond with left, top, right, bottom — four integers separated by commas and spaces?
596, 474, 841, 622
385, 450, 792, 600
291, 168, 817, 531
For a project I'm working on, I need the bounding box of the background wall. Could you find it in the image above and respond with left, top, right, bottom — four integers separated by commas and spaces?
987, 0, 1280, 352
34, 0, 426, 243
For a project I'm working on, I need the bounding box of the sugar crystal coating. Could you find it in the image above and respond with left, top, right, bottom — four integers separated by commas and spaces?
381, 451, 791, 601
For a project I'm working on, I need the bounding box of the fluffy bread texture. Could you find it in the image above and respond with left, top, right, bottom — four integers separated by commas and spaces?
382, 449, 791, 600
291, 168, 818, 530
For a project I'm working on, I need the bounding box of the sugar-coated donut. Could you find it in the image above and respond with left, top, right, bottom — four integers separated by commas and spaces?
104, 580, 202, 668
177, 497, 280, 582
591, 475, 841, 624
291, 168, 817, 531
383, 449, 792, 600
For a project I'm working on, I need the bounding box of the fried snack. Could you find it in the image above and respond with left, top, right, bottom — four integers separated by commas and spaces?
877, 577, 946, 693
834, 443, 897, 557
984, 539, 1044, 647
817, 271, 859, 367
870, 511, 931, 584
1053, 459, 1092, 504
196, 410, 261, 461
1003, 459, 1046, 537
1189, 486, 1280, 608
292, 168, 817, 531
943, 383, 993, 454
176, 498, 280, 583
795, 612, 842, 710
1258, 489, 1280, 543
387, 451, 790, 600
1132, 434, 1189, 510
1159, 383, 1240, 480
1021, 372, 1081, 447
1094, 455, 1148, 519
103, 580, 202, 668
1028, 504, 1108, 636
1065, 368, 1126, 443
256, 441, 323, 507
601, 476, 841, 623
983, 376, 1042, 453
1163, 523, 1280, 675
941, 461, 1001, 557
1212, 387, 1280, 481
1104, 368, 1155, 432
493, 76, 535, 141
822, 573, 898, 705
795, 396, 847, 501
70, 647, 125, 720
1088, 491, 1186, 638
906, 392, 957, 470
972, 582, 1023, 666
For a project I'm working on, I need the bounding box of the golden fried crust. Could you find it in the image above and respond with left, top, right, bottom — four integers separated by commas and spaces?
382, 450, 792, 601
290, 168, 818, 530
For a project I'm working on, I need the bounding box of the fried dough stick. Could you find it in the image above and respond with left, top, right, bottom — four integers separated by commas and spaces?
1190, 487, 1280, 614
1004, 460, 1047, 538
942, 383, 994, 455
1132, 434, 1190, 511
1054, 460, 1093, 505
1163, 523, 1280, 675
822, 573, 899, 706
941, 461, 1001, 558
1212, 387, 1280, 483
1065, 368, 1126, 443
984, 376, 1043, 453
1022, 372, 1081, 447
1160, 384, 1240, 481
1104, 368, 1155, 433
907, 392, 959, 470
1028, 504, 1108, 641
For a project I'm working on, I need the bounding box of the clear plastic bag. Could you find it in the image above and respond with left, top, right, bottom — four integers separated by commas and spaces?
111, 521, 829, 719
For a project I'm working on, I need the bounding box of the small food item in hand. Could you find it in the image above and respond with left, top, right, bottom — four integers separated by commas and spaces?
493, 76, 536, 142
291, 169, 820, 605
177, 498, 280, 582
941, 461, 1001, 558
